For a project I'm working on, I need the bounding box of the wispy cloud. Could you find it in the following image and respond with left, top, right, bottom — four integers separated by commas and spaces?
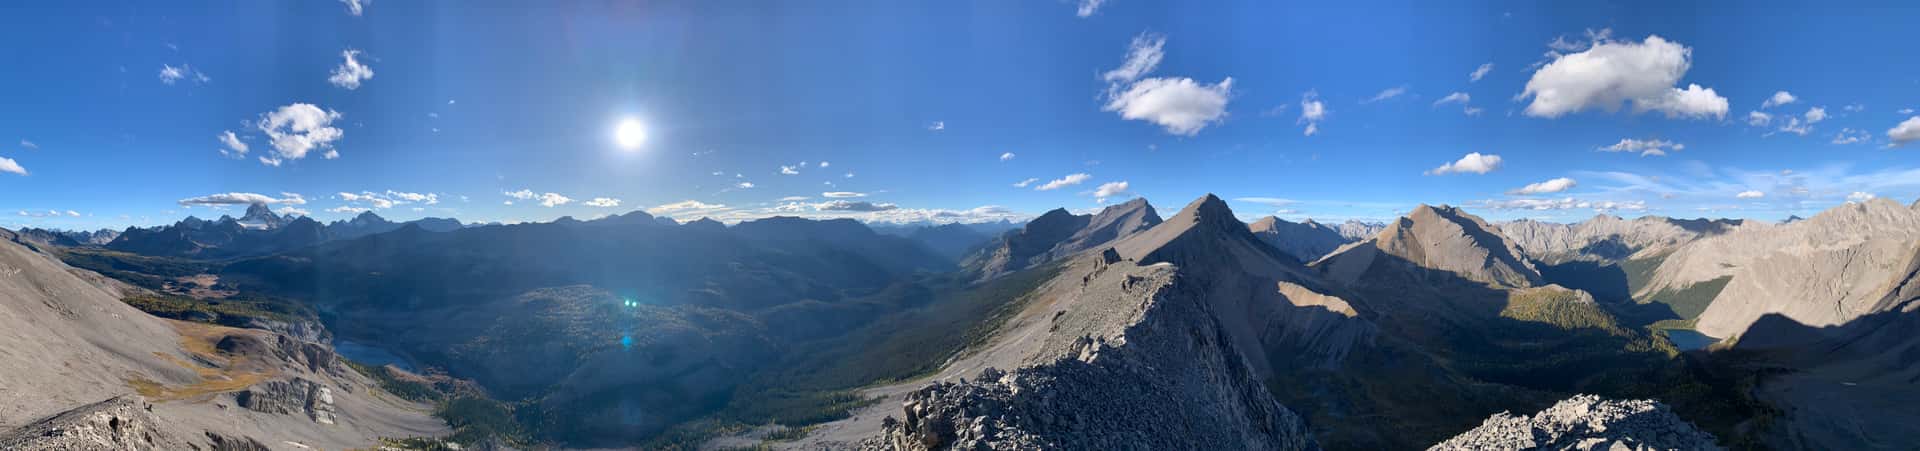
1036, 173, 1091, 191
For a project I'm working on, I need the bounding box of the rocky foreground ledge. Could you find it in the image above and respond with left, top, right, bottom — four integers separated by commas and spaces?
1430, 394, 1722, 451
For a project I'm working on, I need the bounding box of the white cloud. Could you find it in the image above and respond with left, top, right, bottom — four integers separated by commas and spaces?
1844, 103, 1865, 113
217, 130, 249, 158
0, 157, 25, 176
1363, 85, 1409, 103
1000, 152, 1016, 162
1233, 197, 1298, 208
498, 189, 571, 207
1774, 107, 1827, 136
583, 197, 622, 207
177, 192, 306, 206
822, 191, 868, 198
328, 50, 375, 90
1075, 0, 1106, 17
65, 210, 81, 217
927, 121, 945, 131
1433, 92, 1471, 107
1103, 33, 1164, 83
385, 190, 439, 204
1474, 197, 1646, 212
1598, 138, 1683, 157
19, 140, 37, 150
1761, 90, 1796, 108
777, 196, 810, 201
1036, 173, 1092, 191
819, 161, 830, 168
1100, 33, 1232, 136
780, 165, 800, 175
537, 193, 572, 207
1747, 111, 1772, 127
1470, 63, 1494, 82
1299, 91, 1326, 136
647, 200, 730, 217
1426, 152, 1503, 175
1012, 178, 1039, 188
158, 64, 209, 85
1890, 116, 1920, 147
1900, 108, 1916, 115
815, 200, 898, 212
278, 207, 311, 217
736, 182, 756, 189
1846, 191, 1876, 203
341, 0, 368, 16
328, 206, 372, 214
1092, 181, 1130, 202
1104, 77, 1233, 136
255, 103, 344, 166
1736, 190, 1765, 199
1832, 128, 1871, 145
1520, 35, 1727, 119
1509, 177, 1577, 195
339, 192, 396, 209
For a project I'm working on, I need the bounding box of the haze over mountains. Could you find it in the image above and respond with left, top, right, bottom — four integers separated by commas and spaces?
4, 194, 1918, 450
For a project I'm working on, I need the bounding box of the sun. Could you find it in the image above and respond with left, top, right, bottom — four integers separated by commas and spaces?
614, 117, 648, 150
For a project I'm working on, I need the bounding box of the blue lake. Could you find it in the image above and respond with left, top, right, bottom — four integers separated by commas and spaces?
1664, 329, 1720, 351
333, 339, 418, 373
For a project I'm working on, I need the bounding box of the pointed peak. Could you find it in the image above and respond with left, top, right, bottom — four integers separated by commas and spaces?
1184, 193, 1233, 218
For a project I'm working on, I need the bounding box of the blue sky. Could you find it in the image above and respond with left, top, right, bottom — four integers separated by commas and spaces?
4, 0, 1920, 231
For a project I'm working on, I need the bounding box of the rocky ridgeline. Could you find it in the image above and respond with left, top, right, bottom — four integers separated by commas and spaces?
0, 396, 190, 451
863, 244, 1315, 451
1430, 395, 1722, 451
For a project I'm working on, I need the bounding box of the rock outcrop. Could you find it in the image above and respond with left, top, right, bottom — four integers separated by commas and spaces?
0, 396, 192, 451
235, 378, 337, 425
1431, 394, 1722, 450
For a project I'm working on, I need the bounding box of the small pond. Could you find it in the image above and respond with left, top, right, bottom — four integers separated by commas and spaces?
1664, 329, 1720, 351
333, 339, 418, 373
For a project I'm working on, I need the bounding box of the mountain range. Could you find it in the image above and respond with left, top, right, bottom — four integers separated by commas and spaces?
5, 194, 1917, 450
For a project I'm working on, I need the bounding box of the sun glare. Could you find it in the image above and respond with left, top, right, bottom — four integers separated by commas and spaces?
614, 117, 647, 150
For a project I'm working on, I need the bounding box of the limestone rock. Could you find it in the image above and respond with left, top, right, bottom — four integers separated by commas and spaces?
0, 396, 193, 451
1430, 394, 1722, 451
